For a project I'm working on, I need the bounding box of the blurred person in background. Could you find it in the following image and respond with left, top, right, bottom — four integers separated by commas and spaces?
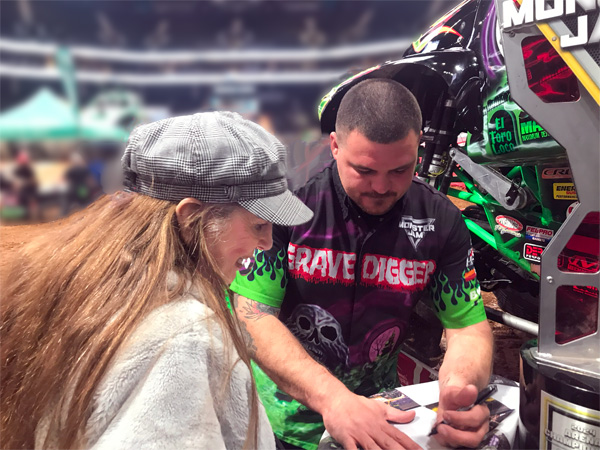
0, 175, 19, 222
1, 111, 313, 450
12, 148, 39, 221
298, 17, 326, 49
61, 152, 98, 216
217, 17, 254, 50
144, 19, 171, 49
96, 11, 126, 48
337, 8, 373, 45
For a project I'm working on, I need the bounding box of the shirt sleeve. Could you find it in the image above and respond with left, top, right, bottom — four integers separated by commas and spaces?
229, 224, 290, 308
428, 210, 487, 329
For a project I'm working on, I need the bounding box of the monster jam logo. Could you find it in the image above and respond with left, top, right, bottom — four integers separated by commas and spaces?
502, 0, 600, 50
399, 216, 435, 251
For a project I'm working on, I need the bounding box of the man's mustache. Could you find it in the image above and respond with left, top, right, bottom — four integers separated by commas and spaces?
361, 192, 396, 199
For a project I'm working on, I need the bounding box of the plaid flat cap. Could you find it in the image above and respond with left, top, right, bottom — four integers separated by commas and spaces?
122, 111, 313, 226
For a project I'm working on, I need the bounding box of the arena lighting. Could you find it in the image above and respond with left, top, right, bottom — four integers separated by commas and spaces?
0, 37, 411, 63
0, 64, 345, 85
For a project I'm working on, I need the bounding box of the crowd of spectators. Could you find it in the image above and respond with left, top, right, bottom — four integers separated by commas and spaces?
0, 0, 448, 223
2, 0, 436, 50
0, 0, 444, 126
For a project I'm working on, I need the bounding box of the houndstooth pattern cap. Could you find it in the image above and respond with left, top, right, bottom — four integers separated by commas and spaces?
122, 111, 313, 226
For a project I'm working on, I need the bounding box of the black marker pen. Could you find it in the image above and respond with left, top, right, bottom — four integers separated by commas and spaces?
428, 384, 498, 436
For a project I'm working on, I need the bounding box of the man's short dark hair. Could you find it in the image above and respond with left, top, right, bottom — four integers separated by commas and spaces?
335, 79, 422, 144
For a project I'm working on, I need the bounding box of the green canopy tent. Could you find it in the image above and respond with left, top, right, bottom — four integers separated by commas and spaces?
0, 87, 129, 142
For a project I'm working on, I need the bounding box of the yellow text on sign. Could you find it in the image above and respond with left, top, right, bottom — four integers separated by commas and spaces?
553, 183, 577, 200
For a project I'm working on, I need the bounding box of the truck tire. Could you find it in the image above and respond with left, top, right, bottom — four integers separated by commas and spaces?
495, 285, 539, 323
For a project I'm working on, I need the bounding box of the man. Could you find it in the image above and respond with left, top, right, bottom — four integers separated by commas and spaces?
231, 79, 493, 450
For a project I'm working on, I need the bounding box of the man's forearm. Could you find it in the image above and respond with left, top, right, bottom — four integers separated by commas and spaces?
438, 320, 494, 391
234, 295, 352, 415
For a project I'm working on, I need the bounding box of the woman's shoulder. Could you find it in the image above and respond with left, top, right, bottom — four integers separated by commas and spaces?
126, 297, 223, 353
83, 298, 241, 448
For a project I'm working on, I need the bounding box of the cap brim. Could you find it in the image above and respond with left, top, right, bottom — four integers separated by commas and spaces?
238, 190, 313, 226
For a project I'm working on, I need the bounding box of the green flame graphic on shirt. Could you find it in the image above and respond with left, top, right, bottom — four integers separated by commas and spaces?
246, 247, 287, 289
430, 270, 481, 314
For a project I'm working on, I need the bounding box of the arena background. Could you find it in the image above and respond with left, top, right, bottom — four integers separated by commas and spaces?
0, 0, 533, 381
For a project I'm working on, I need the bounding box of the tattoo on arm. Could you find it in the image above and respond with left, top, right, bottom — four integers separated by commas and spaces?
232, 294, 280, 321
241, 300, 280, 321
238, 319, 257, 355
232, 294, 280, 355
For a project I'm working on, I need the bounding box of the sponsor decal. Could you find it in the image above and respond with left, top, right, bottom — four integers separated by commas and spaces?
524, 243, 544, 263
553, 182, 577, 200
464, 248, 476, 282
541, 167, 571, 179
520, 118, 550, 142
558, 254, 600, 274
361, 253, 436, 291
469, 286, 481, 301
502, 0, 600, 50
495, 215, 523, 232
399, 216, 436, 251
525, 225, 554, 243
489, 111, 520, 155
567, 201, 579, 217
494, 224, 522, 238
573, 285, 599, 299
287, 243, 436, 291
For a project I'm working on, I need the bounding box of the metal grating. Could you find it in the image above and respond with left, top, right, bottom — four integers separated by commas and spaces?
561, 9, 600, 66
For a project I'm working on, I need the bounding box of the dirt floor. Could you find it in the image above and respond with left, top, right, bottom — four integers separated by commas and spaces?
480, 291, 535, 382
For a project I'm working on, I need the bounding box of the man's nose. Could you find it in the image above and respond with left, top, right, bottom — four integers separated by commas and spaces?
371, 176, 391, 194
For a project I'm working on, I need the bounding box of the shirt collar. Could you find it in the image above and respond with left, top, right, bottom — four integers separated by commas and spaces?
332, 162, 351, 221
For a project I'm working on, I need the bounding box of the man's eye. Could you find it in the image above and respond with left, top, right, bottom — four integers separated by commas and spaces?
394, 169, 407, 174
255, 223, 267, 232
356, 168, 372, 175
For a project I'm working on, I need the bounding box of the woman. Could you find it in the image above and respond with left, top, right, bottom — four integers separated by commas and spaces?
1, 112, 313, 449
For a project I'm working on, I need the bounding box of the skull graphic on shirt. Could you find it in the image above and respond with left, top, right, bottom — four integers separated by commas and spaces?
286, 304, 349, 370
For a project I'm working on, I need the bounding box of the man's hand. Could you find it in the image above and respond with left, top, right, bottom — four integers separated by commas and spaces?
433, 384, 490, 448
322, 392, 421, 450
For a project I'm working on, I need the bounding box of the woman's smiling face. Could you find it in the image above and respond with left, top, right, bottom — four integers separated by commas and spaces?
209, 207, 273, 284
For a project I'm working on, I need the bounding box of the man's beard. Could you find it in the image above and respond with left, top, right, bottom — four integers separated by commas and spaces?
357, 192, 399, 215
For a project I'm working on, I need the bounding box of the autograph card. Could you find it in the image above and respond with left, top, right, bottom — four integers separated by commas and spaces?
369, 388, 420, 411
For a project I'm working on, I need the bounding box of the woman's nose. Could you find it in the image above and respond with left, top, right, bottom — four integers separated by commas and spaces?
257, 224, 273, 251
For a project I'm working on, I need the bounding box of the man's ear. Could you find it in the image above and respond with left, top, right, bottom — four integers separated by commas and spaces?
175, 198, 204, 243
330, 131, 340, 160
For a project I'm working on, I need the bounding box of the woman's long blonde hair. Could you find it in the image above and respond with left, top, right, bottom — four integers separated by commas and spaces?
1, 192, 259, 449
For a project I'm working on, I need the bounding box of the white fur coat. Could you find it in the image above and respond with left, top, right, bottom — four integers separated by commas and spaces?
35, 295, 275, 449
